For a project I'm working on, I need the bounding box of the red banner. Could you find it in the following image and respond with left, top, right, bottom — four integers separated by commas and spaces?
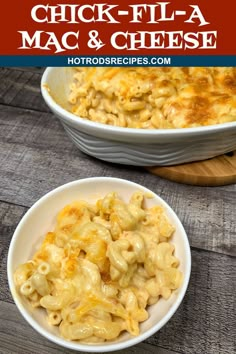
0, 0, 235, 55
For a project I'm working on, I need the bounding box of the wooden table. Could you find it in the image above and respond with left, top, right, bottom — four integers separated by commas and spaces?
0, 67, 235, 354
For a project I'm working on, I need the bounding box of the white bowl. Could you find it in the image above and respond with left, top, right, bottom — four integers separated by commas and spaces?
41, 67, 236, 166
8, 177, 191, 352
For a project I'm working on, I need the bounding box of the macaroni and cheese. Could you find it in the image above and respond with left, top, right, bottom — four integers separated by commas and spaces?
68, 67, 236, 129
14, 192, 182, 342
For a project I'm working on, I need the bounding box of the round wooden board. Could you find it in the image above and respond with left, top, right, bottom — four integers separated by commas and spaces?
146, 151, 236, 186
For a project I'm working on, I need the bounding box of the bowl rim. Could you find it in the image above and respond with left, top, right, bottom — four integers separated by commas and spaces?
7, 177, 191, 352
41, 67, 236, 139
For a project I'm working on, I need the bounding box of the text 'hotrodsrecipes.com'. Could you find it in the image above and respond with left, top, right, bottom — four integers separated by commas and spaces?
67, 56, 172, 66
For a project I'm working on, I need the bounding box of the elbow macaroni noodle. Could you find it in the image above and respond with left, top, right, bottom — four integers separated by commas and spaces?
14, 192, 182, 342
68, 67, 236, 129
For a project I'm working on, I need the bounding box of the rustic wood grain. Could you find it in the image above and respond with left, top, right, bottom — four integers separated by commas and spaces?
0, 202, 27, 303
0, 302, 179, 354
9, 67, 44, 73
0, 105, 236, 257
0, 67, 48, 112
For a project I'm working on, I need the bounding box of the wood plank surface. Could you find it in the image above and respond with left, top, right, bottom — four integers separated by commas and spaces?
0, 67, 48, 112
0, 202, 27, 303
0, 105, 235, 257
9, 67, 44, 73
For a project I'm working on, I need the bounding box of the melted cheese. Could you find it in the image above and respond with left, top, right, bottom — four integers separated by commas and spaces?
69, 67, 236, 129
